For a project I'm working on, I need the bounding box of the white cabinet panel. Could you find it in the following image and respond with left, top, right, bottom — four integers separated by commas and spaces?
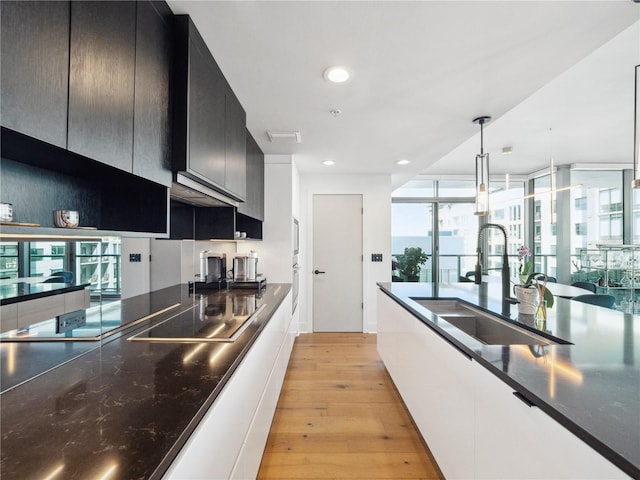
165, 292, 292, 480
0, 303, 18, 332
1, 289, 90, 334
17, 295, 64, 329
64, 289, 90, 312
474, 361, 629, 480
377, 291, 474, 479
233, 294, 294, 479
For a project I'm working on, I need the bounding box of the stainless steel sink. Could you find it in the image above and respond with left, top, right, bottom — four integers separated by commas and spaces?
411, 298, 556, 345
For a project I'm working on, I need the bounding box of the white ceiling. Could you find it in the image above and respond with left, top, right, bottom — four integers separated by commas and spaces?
166, 1, 640, 189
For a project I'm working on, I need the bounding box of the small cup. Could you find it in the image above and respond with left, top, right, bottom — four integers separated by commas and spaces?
0, 203, 13, 222
240, 232, 247, 239
235, 231, 241, 238
53, 210, 79, 228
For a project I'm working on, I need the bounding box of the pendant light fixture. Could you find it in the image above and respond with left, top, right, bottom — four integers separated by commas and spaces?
473, 116, 491, 216
549, 128, 557, 224
502, 146, 513, 197
633, 65, 640, 188
521, 128, 582, 214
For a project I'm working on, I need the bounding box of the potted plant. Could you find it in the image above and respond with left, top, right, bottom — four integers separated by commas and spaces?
517, 245, 533, 284
396, 247, 429, 282
514, 271, 555, 315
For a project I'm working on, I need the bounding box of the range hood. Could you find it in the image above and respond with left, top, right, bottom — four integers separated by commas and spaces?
170, 173, 239, 208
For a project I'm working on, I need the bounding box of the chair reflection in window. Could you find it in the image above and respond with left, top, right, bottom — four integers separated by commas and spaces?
41, 271, 74, 284
571, 281, 597, 294
571, 294, 615, 309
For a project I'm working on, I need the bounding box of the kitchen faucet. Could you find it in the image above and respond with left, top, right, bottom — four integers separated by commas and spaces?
474, 223, 517, 317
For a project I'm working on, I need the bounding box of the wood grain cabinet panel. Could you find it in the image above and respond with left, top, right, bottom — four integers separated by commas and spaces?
187, 34, 227, 189
238, 131, 264, 221
224, 91, 247, 201
172, 16, 248, 204
133, 1, 173, 187
0, 1, 70, 148
68, 1, 136, 173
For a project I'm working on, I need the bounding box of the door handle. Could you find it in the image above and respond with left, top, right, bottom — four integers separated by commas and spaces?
314, 269, 325, 275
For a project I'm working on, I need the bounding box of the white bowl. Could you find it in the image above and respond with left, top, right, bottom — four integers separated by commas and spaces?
53, 210, 79, 228
0, 203, 13, 222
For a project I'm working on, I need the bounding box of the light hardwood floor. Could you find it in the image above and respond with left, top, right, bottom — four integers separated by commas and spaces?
257, 333, 443, 480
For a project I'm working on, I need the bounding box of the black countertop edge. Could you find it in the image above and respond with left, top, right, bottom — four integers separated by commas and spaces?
0, 283, 90, 305
377, 284, 640, 479
149, 284, 291, 480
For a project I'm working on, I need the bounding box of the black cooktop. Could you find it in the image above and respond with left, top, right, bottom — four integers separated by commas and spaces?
128, 292, 265, 343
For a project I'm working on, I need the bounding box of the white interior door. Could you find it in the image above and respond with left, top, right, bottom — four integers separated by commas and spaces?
312, 194, 363, 332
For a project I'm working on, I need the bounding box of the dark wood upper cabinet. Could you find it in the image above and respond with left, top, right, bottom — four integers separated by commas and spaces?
0, 1, 70, 148
68, 1, 136, 173
188, 33, 227, 189
224, 91, 247, 201
172, 15, 248, 203
238, 130, 264, 221
133, 1, 173, 187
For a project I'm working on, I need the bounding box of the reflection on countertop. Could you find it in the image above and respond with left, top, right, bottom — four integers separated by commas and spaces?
0, 281, 89, 305
129, 292, 265, 343
379, 281, 640, 479
0, 285, 192, 391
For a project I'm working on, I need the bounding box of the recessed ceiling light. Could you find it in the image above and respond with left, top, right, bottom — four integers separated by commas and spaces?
322, 160, 335, 166
396, 159, 410, 166
323, 66, 351, 83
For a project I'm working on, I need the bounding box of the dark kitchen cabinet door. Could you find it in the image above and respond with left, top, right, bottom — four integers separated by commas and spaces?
68, 1, 136, 173
224, 90, 247, 202
0, 1, 70, 148
133, 1, 173, 187
238, 130, 264, 221
188, 37, 227, 189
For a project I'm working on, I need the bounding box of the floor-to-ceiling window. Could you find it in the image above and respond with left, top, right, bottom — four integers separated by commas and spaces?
29, 241, 67, 278
391, 202, 433, 282
392, 177, 525, 283
533, 174, 557, 278
634, 188, 640, 244
0, 242, 19, 279
570, 170, 623, 250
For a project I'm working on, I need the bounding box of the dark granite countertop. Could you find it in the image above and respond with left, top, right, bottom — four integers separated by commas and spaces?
0, 281, 90, 305
0, 283, 291, 480
378, 281, 640, 478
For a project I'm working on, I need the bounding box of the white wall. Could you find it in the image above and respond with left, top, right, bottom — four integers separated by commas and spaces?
150, 239, 238, 290
121, 237, 151, 299
249, 155, 297, 284
299, 173, 392, 333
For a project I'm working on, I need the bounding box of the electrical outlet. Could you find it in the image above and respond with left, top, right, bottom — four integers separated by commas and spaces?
371, 253, 383, 262
56, 310, 86, 334
129, 253, 142, 262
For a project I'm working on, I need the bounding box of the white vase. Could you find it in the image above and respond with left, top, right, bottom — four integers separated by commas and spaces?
515, 285, 538, 315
